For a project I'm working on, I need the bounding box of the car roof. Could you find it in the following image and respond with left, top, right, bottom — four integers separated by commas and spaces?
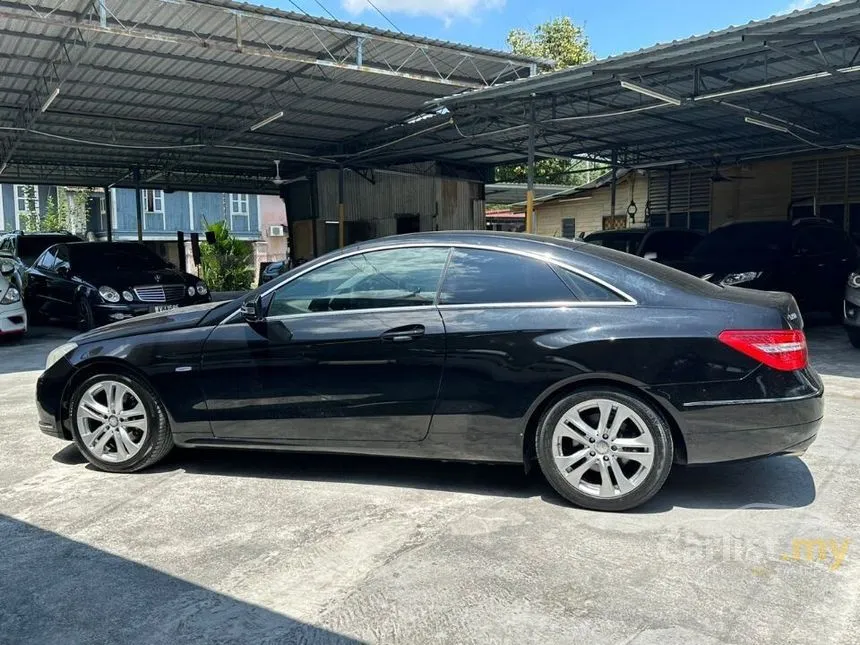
355, 230, 586, 254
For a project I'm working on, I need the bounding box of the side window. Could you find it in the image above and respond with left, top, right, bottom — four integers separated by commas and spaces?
643, 231, 701, 260
35, 246, 59, 271
268, 247, 450, 317
438, 249, 574, 305
556, 268, 625, 302
54, 245, 70, 272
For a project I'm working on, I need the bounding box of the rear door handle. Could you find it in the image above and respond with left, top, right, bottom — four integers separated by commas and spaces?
381, 324, 425, 342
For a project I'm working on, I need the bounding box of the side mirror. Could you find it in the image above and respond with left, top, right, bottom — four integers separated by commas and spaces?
643, 251, 659, 261
241, 295, 264, 323
0, 261, 13, 277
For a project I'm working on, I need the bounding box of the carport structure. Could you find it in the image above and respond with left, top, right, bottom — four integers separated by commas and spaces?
0, 0, 539, 240
351, 0, 860, 232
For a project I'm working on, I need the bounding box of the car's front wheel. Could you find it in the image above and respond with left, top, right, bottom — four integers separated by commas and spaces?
536, 387, 674, 512
70, 373, 173, 473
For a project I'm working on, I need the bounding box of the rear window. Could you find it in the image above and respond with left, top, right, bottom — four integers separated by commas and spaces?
16, 236, 79, 265
585, 231, 646, 254
691, 222, 790, 259
439, 249, 574, 305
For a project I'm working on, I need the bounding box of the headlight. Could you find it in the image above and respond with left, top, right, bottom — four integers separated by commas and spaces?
187, 285, 196, 297
122, 290, 134, 302
720, 272, 762, 287
196, 281, 209, 296
849, 273, 860, 289
0, 286, 20, 304
45, 342, 77, 371
98, 286, 120, 303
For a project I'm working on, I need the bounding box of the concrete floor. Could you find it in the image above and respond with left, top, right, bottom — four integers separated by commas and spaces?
1, 323, 858, 645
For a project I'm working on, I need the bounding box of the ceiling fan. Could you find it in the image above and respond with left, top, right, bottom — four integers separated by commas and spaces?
271, 160, 285, 186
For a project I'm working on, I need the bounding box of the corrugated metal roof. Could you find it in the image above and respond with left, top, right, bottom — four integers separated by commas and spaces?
0, 0, 540, 192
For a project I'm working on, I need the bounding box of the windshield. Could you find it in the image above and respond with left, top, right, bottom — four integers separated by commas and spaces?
692, 222, 790, 259
585, 231, 646, 254
17, 236, 79, 266
71, 244, 169, 272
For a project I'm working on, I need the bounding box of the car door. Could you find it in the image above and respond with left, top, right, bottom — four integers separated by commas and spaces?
199, 246, 451, 442
48, 244, 77, 315
791, 226, 836, 310
25, 246, 59, 317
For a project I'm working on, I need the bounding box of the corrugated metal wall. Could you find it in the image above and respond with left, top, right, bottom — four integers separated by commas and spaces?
315, 163, 484, 238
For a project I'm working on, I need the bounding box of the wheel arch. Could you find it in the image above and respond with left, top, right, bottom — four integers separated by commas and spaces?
59, 358, 162, 439
521, 375, 688, 470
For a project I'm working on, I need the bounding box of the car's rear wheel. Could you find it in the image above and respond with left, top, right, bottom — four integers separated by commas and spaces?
70, 373, 173, 473
536, 388, 674, 512
76, 296, 95, 332
847, 328, 860, 349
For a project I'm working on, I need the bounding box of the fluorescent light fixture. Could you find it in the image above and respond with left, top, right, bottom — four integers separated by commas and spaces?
250, 110, 284, 132
745, 116, 789, 133
629, 159, 688, 169
696, 72, 830, 101
40, 86, 60, 112
619, 80, 682, 106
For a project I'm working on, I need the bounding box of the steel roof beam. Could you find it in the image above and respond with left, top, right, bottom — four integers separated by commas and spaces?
0, 4, 491, 89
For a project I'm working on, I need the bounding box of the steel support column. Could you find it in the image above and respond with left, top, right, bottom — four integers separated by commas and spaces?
338, 165, 346, 248
133, 167, 143, 242
103, 185, 112, 242
610, 149, 618, 221
526, 100, 536, 234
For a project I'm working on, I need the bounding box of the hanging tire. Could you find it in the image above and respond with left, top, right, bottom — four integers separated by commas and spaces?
536, 387, 674, 512
76, 296, 96, 332
69, 373, 174, 473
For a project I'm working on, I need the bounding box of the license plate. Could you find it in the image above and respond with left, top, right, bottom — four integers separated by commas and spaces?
151, 304, 179, 313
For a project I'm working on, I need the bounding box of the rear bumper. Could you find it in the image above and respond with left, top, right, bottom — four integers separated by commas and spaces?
654, 366, 824, 464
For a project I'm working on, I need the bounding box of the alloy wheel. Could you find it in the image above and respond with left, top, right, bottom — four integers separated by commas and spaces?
551, 398, 655, 499
75, 380, 149, 463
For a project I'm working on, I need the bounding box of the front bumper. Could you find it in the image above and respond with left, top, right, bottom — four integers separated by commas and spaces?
0, 300, 27, 335
844, 286, 860, 329
92, 297, 210, 324
36, 357, 75, 441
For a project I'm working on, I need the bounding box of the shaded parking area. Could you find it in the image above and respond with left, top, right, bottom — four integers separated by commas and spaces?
0, 325, 858, 644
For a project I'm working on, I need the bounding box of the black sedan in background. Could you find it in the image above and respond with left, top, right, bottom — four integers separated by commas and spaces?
26, 242, 210, 330
675, 218, 857, 317
37, 232, 822, 511
584, 227, 704, 263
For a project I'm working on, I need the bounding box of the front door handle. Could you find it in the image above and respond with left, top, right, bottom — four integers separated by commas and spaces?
381, 324, 425, 343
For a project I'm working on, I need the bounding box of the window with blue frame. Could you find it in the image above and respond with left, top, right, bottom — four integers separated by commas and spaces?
142, 189, 165, 230
230, 193, 250, 232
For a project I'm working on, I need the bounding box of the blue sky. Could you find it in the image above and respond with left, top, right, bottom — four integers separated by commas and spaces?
272, 0, 831, 58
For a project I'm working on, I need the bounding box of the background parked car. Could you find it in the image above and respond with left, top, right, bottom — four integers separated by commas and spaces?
259, 259, 291, 285
0, 260, 27, 340
845, 271, 860, 348
25, 241, 210, 330
584, 228, 704, 263
0, 231, 82, 291
674, 218, 857, 317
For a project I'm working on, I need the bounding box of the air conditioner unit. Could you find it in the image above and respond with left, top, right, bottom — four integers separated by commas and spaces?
268, 225, 285, 237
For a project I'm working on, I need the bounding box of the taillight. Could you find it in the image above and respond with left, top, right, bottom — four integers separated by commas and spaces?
718, 329, 808, 371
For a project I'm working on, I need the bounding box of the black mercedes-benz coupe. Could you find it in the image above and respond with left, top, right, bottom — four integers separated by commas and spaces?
25, 242, 211, 330
36, 232, 823, 511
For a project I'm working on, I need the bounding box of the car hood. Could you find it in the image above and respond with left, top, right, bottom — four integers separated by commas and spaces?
73, 301, 222, 343
77, 268, 192, 290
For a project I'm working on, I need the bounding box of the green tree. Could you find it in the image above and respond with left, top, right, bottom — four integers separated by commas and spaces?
20, 187, 91, 233
200, 220, 254, 291
498, 18, 596, 186
507, 17, 593, 69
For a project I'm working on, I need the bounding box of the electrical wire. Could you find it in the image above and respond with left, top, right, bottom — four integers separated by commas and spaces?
365, 0, 403, 33
313, 0, 339, 21
343, 119, 454, 161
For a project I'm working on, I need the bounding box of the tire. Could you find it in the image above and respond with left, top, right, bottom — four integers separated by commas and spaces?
848, 328, 860, 349
69, 373, 174, 473
76, 296, 96, 332
536, 387, 674, 512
